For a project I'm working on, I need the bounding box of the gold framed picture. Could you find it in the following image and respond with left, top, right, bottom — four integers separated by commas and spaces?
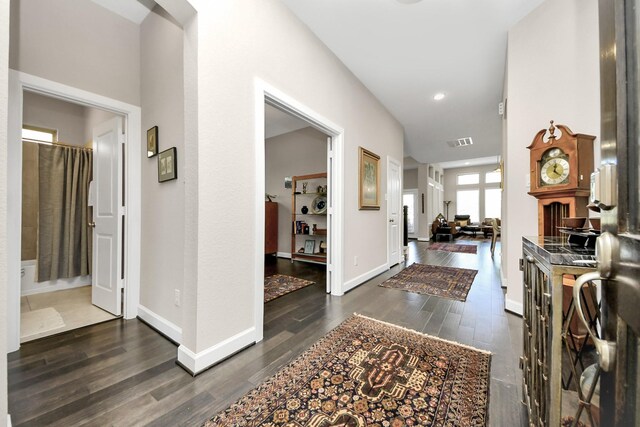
147, 126, 158, 158
359, 147, 380, 210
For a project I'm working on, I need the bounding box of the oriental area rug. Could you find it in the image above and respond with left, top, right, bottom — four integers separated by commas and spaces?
264, 274, 315, 303
379, 263, 478, 301
204, 314, 491, 427
429, 242, 478, 254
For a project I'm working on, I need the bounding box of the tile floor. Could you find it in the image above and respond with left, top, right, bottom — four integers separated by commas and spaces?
20, 285, 118, 343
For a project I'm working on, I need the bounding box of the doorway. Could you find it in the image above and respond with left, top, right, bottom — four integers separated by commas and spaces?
403, 189, 419, 239
264, 104, 330, 303
18, 91, 124, 342
7, 71, 142, 352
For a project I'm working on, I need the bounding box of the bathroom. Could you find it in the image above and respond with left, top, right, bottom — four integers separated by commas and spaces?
19, 91, 120, 342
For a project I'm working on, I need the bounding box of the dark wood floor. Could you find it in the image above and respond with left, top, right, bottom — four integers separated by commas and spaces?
8, 238, 526, 426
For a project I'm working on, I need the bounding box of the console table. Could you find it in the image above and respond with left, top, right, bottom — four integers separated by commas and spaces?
521, 236, 598, 426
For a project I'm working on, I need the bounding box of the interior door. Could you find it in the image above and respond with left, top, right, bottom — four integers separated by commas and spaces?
91, 117, 123, 315
592, 0, 640, 424
403, 190, 419, 238
387, 157, 401, 267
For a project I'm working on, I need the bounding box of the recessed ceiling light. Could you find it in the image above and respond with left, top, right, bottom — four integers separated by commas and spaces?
433, 93, 445, 101
464, 162, 470, 165
395, 0, 423, 4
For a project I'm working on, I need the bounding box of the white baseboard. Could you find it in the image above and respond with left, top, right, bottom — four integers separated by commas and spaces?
500, 269, 507, 289
177, 326, 256, 375
277, 252, 291, 259
8, 414, 12, 427
417, 237, 430, 242
342, 263, 388, 293
505, 297, 523, 316
137, 305, 182, 344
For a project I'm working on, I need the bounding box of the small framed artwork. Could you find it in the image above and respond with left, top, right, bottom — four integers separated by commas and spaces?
147, 126, 158, 158
304, 239, 316, 254
158, 147, 177, 182
359, 147, 380, 210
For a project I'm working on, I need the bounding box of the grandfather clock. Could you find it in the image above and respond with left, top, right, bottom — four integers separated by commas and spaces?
527, 121, 595, 237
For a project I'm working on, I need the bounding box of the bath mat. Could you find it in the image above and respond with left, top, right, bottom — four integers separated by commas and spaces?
205, 314, 491, 426
21, 307, 66, 342
379, 263, 478, 301
429, 242, 478, 254
264, 274, 314, 303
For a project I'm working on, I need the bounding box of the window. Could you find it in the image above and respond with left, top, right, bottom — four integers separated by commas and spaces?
485, 188, 502, 219
457, 173, 479, 185
456, 189, 479, 222
22, 125, 57, 144
403, 193, 416, 234
485, 171, 501, 184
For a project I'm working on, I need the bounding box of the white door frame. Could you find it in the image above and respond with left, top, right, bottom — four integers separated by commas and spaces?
254, 78, 345, 341
403, 189, 419, 239
7, 71, 141, 352
386, 156, 402, 268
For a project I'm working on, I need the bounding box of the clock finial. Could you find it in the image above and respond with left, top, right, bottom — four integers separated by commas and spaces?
548, 120, 556, 142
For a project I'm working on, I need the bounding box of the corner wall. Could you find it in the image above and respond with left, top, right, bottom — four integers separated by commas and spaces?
184, 0, 404, 359
504, 0, 600, 313
0, 1, 9, 423
139, 6, 185, 338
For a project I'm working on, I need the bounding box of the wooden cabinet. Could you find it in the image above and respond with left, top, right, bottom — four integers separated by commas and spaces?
291, 173, 327, 264
265, 201, 278, 255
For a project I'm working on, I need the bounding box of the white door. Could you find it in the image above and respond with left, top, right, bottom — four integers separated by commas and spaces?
91, 117, 123, 315
387, 157, 402, 267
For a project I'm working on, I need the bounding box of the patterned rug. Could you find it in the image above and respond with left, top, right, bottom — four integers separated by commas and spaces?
429, 242, 478, 254
379, 263, 478, 301
205, 314, 491, 426
264, 274, 315, 303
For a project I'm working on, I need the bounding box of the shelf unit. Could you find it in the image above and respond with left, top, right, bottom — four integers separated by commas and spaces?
291, 173, 328, 264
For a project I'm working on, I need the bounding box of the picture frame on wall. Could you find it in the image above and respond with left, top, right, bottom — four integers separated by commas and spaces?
158, 147, 177, 182
147, 126, 158, 158
358, 147, 380, 210
304, 239, 315, 254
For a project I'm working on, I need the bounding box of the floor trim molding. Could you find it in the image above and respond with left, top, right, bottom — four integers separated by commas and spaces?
505, 297, 523, 316
137, 305, 182, 344
276, 251, 291, 259
343, 263, 388, 293
177, 326, 256, 375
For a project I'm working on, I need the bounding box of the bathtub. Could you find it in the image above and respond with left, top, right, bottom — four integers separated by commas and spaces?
21, 259, 91, 296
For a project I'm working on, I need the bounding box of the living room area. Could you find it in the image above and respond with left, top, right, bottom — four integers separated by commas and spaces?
403, 159, 503, 256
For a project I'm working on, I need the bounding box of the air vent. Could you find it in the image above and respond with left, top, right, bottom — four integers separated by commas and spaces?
446, 137, 473, 148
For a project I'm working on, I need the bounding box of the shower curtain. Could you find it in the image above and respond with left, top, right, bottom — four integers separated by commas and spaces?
37, 144, 93, 282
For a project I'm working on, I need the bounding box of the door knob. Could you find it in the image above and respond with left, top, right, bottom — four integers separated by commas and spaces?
88, 221, 95, 228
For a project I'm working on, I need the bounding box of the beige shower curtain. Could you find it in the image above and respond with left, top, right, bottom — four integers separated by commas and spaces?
37, 144, 93, 282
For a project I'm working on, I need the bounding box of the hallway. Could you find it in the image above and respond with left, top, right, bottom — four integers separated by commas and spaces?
8, 239, 524, 426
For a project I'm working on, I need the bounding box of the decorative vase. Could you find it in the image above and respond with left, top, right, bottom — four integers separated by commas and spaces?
301, 205, 309, 214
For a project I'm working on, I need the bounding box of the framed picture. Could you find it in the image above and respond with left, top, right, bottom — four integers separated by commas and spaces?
147, 126, 158, 158
158, 147, 177, 182
359, 147, 380, 210
304, 239, 315, 254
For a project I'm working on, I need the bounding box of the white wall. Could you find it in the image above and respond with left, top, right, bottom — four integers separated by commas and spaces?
0, 0, 9, 422
9, 0, 140, 106
403, 168, 417, 189
22, 92, 87, 146
443, 163, 501, 222
183, 0, 403, 356
504, 0, 600, 313
265, 127, 327, 255
139, 6, 185, 331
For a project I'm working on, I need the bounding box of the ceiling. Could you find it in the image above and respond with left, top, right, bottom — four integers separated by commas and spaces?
280, 0, 544, 165
265, 104, 311, 138
90, 0, 155, 24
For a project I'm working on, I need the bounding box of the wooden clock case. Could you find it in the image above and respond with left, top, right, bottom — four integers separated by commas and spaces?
527, 121, 595, 237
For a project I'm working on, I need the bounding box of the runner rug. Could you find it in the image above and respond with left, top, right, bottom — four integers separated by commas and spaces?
264, 274, 314, 303
204, 314, 491, 426
429, 242, 478, 254
379, 263, 478, 301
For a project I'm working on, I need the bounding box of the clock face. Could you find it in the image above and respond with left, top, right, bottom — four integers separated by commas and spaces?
540, 157, 570, 185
